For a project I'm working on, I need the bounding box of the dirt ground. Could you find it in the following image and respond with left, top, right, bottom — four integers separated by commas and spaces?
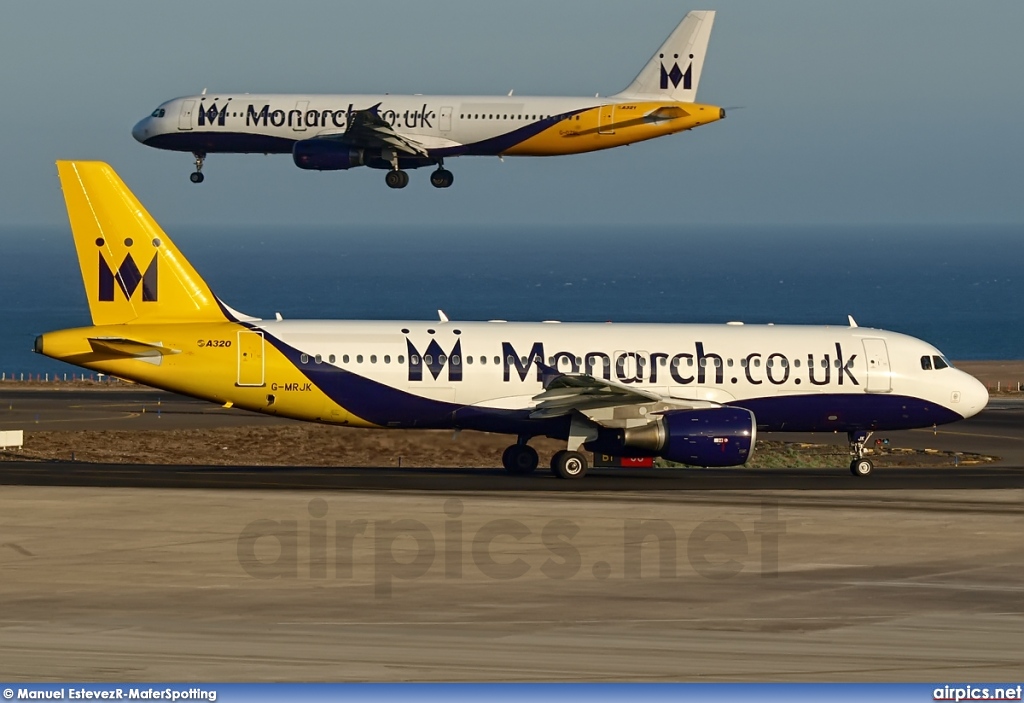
0, 424, 987, 470
0, 423, 565, 468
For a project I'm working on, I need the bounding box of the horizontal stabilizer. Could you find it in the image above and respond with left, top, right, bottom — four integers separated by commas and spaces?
88, 337, 180, 358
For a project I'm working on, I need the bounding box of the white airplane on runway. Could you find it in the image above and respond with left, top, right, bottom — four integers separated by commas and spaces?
131, 10, 725, 188
36, 162, 989, 478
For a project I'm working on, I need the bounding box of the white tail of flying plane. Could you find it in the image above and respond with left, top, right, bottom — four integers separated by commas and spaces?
614, 10, 716, 102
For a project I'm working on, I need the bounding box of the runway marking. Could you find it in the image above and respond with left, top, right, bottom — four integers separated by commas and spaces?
844, 580, 1024, 592
910, 428, 1024, 441
276, 615, 890, 627
8, 413, 141, 425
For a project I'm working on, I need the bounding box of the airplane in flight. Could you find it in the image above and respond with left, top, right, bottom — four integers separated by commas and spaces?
131, 10, 725, 188
36, 162, 989, 478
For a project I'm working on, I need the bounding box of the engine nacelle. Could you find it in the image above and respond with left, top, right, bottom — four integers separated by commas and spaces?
292, 141, 366, 170
620, 407, 756, 467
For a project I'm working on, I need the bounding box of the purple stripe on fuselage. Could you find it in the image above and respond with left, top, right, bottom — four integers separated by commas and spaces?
734, 393, 963, 432
142, 133, 296, 154
258, 328, 563, 436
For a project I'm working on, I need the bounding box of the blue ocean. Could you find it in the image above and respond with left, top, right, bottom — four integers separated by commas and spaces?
1, 224, 1022, 378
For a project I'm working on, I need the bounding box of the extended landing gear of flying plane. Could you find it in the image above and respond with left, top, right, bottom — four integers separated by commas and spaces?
385, 170, 409, 189
189, 152, 206, 184
550, 450, 589, 479
429, 168, 454, 189
502, 442, 539, 475
848, 430, 874, 477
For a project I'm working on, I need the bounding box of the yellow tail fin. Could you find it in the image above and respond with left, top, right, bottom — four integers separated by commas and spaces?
57, 161, 228, 326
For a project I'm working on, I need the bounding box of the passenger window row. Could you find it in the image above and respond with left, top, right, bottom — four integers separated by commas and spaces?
294, 353, 854, 370
459, 113, 575, 121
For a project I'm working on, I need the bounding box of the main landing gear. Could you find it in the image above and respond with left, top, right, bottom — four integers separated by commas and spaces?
384, 167, 453, 189
848, 430, 874, 477
503, 418, 595, 480
384, 169, 409, 189
189, 152, 206, 184
550, 450, 589, 479
429, 167, 454, 189
501, 442, 539, 475
499, 441, 591, 479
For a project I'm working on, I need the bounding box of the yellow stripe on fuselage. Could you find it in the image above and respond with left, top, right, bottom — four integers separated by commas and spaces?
504, 102, 724, 156
38, 322, 378, 428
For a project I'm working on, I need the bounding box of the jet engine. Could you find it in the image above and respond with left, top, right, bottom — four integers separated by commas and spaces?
611, 407, 756, 467
292, 141, 366, 170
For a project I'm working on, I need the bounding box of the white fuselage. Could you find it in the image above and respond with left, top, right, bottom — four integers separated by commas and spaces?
237, 318, 987, 434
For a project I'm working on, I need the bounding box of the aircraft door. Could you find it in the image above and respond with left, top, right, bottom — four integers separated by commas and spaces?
293, 100, 309, 131
178, 100, 195, 130
598, 104, 616, 134
440, 106, 452, 132
237, 331, 265, 387
862, 338, 891, 393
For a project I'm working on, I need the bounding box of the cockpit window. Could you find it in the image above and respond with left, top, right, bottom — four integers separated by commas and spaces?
932, 355, 949, 370
920, 355, 932, 370
151, 108, 166, 118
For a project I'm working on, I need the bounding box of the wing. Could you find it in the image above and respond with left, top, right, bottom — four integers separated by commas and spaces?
529, 365, 718, 421
322, 103, 430, 157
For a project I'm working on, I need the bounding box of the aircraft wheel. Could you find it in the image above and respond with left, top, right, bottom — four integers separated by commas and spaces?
552, 450, 588, 480
502, 444, 538, 475
850, 458, 873, 477
190, 172, 204, 184
430, 169, 454, 188
385, 170, 408, 189
549, 451, 565, 474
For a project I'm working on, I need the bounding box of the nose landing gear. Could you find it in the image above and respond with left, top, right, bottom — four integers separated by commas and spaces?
189, 152, 206, 184
848, 430, 874, 476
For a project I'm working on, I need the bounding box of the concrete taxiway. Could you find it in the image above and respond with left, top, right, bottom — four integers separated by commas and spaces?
0, 388, 1022, 681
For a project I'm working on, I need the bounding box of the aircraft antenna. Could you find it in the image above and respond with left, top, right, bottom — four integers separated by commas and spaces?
438, 309, 449, 323
848, 315, 858, 328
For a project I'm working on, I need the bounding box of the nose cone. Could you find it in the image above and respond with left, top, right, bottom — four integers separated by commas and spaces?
131, 117, 150, 144
957, 372, 990, 419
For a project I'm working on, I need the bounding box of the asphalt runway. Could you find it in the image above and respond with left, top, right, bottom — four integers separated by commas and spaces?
0, 388, 1022, 681
0, 387, 290, 432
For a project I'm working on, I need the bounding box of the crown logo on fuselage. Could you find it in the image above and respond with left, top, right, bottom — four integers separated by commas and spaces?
406, 337, 462, 382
